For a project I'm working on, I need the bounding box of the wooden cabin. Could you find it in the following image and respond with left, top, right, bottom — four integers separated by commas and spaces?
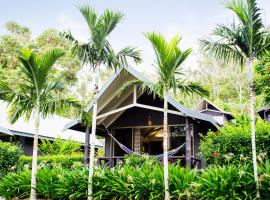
64, 66, 219, 168
257, 107, 270, 122
195, 99, 234, 126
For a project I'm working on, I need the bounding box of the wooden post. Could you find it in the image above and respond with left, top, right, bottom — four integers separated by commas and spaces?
185, 117, 191, 169
133, 128, 141, 153
84, 126, 90, 166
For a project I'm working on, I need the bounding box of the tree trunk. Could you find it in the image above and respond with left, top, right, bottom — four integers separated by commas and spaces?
247, 59, 260, 198
84, 126, 90, 167
163, 89, 170, 200
88, 65, 100, 200
30, 105, 40, 200
185, 117, 191, 169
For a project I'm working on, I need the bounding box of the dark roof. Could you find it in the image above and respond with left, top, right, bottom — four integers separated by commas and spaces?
64, 66, 220, 132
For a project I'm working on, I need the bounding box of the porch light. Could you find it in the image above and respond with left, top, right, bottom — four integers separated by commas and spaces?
147, 116, 152, 126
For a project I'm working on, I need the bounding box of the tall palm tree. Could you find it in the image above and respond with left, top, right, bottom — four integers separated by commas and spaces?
200, 0, 270, 196
63, 6, 142, 199
0, 48, 80, 200
119, 33, 209, 200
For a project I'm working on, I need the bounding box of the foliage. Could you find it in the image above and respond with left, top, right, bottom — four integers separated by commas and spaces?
199, 115, 270, 165
259, 160, 270, 199
63, 6, 142, 71
0, 170, 31, 200
36, 167, 60, 199
0, 141, 23, 179
255, 51, 270, 104
2, 159, 270, 199
18, 154, 84, 170
193, 164, 256, 199
39, 137, 81, 155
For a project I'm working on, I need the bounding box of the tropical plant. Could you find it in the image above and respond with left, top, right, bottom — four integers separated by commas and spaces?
36, 168, 60, 199
0, 170, 31, 200
200, 0, 270, 196
119, 32, 208, 200
0, 141, 23, 179
18, 154, 84, 171
39, 137, 81, 155
193, 164, 256, 199
0, 48, 80, 200
199, 116, 270, 166
63, 6, 142, 199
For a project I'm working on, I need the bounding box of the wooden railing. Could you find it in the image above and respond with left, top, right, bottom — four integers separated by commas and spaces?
96, 156, 202, 168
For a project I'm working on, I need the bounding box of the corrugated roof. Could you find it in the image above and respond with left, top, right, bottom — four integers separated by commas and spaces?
0, 101, 103, 147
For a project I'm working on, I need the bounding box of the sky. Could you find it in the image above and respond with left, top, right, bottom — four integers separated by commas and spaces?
0, 0, 270, 72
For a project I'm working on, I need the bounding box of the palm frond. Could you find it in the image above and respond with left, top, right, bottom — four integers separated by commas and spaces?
200, 38, 245, 66
176, 80, 209, 97
79, 6, 97, 36
100, 9, 124, 36
118, 79, 163, 99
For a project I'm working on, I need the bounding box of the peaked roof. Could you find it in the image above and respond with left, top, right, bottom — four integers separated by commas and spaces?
0, 101, 103, 147
64, 66, 219, 131
195, 98, 234, 118
257, 107, 270, 119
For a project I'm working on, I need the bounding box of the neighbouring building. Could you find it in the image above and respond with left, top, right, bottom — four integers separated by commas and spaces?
0, 101, 103, 155
257, 107, 270, 122
195, 99, 234, 126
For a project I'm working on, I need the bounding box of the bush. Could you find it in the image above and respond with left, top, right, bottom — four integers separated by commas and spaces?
259, 160, 270, 199
193, 164, 256, 199
39, 137, 82, 155
199, 116, 270, 165
0, 141, 23, 178
0, 170, 31, 199
18, 154, 84, 170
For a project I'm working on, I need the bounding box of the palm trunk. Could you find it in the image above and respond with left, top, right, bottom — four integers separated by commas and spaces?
30, 104, 40, 200
247, 59, 260, 198
185, 117, 191, 169
88, 64, 100, 200
84, 126, 90, 167
163, 89, 170, 200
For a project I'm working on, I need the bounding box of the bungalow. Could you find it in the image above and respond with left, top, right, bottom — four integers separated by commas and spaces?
195, 99, 234, 126
0, 101, 103, 155
64, 66, 220, 168
257, 107, 270, 122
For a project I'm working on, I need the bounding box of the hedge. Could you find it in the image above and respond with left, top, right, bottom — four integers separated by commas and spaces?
199, 116, 270, 166
0, 141, 22, 179
18, 154, 84, 170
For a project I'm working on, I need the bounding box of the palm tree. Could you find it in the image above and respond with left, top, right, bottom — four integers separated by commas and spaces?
119, 33, 209, 200
63, 6, 142, 199
0, 48, 80, 200
200, 0, 270, 196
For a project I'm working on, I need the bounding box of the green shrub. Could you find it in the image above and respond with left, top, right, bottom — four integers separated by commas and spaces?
18, 154, 83, 170
36, 167, 60, 199
259, 160, 270, 199
56, 167, 88, 199
39, 137, 82, 155
0, 141, 23, 178
169, 165, 197, 199
193, 164, 256, 199
0, 170, 31, 199
199, 116, 270, 165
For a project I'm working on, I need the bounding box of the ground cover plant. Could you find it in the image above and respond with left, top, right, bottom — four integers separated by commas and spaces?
1, 155, 270, 200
